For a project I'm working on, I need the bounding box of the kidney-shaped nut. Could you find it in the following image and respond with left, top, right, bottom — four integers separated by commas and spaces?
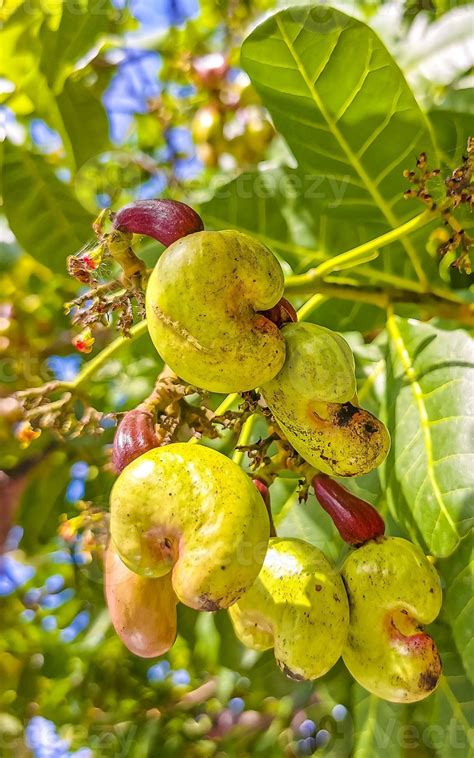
229, 537, 349, 681
110, 442, 270, 611
145, 230, 286, 392
342, 536, 442, 703
112, 199, 204, 247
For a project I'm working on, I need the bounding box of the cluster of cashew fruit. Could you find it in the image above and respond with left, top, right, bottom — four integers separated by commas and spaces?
104, 199, 442, 703
189, 53, 274, 168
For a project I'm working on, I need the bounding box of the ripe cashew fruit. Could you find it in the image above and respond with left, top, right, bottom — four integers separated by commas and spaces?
110, 442, 270, 611
145, 230, 285, 392
342, 537, 442, 703
261, 323, 390, 477
229, 538, 349, 681
105, 544, 177, 658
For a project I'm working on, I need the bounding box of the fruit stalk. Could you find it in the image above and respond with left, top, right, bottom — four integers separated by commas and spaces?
312, 474, 385, 545
252, 479, 276, 537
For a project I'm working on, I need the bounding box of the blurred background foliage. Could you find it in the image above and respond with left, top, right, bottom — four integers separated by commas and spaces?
0, 0, 473, 756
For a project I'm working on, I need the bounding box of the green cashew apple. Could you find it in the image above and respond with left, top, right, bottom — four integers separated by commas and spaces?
229, 537, 349, 680
261, 322, 390, 476
342, 536, 442, 703
105, 544, 177, 658
110, 442, 270, 611
145, 230, 285, 392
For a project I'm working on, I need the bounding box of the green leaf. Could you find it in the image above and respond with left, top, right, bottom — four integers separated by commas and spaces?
351, 684, 408, 757
429, 109, 472, 167
18, 450, 70, 551
233, 6, 447, 288
242, 6, 436, 228
57, 77, 111, 168
274, 488, 342, 564
201, 166, 359, 270
413, 623, 474, 757
303, 296, 385, 334
438, 534, 474, 682
2, 141, 93, 270
1, 3, 73, 162
384, 316, 474, 556
39, 0, 113, 94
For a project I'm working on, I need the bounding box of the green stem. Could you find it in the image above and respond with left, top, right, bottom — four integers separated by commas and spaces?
214, 392, 240, 416
285, 209, 435, 286
70, 320, 149, 390
291, 280, 474, 325
297, 293, 327, 321
232, 413, 257, 465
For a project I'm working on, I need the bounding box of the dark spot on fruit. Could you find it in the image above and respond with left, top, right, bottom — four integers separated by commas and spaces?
335, 403, 359, 427
315, 584, 322, 592
198, 594, 222, 612
418, 668, 440, 692
277, 660, 306, 681
363, 421, 378, 435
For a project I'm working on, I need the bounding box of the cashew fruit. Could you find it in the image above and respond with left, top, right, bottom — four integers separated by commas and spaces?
105, 543, 177, 658
342, 536, 442, 702
145, 230, 285, 392
229, 537, 349, 680
261, 322, 390, 476
110, 442, 270, 611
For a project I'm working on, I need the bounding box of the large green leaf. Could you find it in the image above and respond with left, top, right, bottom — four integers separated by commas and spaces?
57, 77, 111, 168
202, 166, 358, 270
438, 534, 474, 683
274, 488, 342, 564
39, 0, 113, 94
412, 623, 474, 757
2, 1, 113, 168
242, 6, 436, 227
350, 684, 407, 757
1, 3, 79, 164
2, 141, 93, 270
429, 109, 473, 167
201, 167, 432, 329
384, 316, 474, 556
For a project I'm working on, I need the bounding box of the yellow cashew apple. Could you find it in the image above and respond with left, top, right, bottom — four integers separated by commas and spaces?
110, 443, 270, 611
342, 536, 443, 702
229, 537, 349, 680
145, 230, 285, 392
262, 322, 390, 476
